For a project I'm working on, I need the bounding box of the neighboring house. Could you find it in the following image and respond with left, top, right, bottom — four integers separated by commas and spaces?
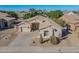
19, 15, 66, 38
16, 12, 28, 20
60, 12, 79, 31
0, 12, 16, 29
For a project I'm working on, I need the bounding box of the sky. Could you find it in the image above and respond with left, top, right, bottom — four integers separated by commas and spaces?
0, 5, 79, 11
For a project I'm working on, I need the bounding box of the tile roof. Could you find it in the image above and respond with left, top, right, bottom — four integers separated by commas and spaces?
60, 12, 79, 24
27, 15, 62, 29
0, 12, 15, 21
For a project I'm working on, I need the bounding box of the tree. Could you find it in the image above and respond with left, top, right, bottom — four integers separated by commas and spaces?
46, 10, 64, 26
47, 10, 63, 19
23, 9, 47, 19
73, 11, 79, 15
23, 13, 32, 19
0, 10, 19, 19
0, 10, 6, 13
6, 11, 19, 19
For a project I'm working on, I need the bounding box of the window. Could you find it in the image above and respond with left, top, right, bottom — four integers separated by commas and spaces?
44, 31, 49, 36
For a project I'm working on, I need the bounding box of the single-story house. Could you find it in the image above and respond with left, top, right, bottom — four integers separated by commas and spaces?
0, 12, 16, 29
60, 12, 79, 31
16, 12, 28, 20
16, 15, 68, 45
26, 15, 67, 39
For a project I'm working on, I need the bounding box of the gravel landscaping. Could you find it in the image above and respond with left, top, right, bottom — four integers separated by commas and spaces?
0, 28, 18, 46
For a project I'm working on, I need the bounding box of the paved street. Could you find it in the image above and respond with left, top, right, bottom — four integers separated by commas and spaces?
0, 47, 79, 53
9, 32, 39, 47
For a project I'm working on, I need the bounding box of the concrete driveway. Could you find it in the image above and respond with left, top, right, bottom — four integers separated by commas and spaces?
9, 32, 39, 47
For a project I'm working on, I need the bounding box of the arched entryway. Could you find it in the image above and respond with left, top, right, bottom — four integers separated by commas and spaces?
30, 22, 40, 32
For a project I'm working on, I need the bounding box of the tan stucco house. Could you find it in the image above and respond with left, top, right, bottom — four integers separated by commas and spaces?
0, 12, 16, 29
17, 15, 68, 40
60, 12, 79, 31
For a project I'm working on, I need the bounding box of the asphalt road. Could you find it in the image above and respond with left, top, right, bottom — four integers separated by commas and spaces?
9, 32, 39, 47
0, 47, 79, 53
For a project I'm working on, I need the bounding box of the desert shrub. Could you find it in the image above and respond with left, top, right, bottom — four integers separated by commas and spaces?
49, 36, 60, 45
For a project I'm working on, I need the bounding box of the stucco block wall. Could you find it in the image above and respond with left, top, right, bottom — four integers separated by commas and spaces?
39, 26, 62, 40
40, 27, 52, 39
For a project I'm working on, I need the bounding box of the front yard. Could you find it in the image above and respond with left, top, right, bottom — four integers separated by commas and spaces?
0, 28, 18, 46
31, 31, 79, 47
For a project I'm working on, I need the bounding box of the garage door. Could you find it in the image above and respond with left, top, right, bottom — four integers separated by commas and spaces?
21, 27, 30, 32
